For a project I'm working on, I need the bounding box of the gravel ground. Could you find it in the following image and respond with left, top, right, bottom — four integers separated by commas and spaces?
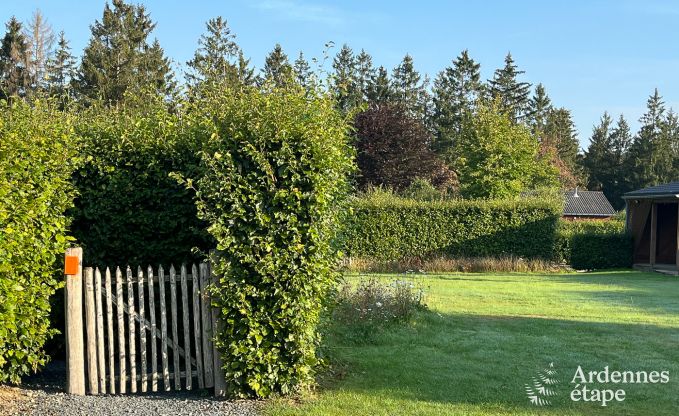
1, 361, 260, 416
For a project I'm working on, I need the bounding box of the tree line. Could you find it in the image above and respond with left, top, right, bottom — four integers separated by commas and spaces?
1, 0, 677, 206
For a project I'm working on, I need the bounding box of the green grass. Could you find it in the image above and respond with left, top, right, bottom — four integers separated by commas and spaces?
265, 271, 679, 416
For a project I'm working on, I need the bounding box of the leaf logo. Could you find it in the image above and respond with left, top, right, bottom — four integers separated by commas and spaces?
525, 362, 559, 406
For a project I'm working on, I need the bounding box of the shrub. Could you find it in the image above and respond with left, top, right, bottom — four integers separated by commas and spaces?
71, 94, 211, 266
0, 99, 79, 383
332, 277, 425, 343
344, 256, 565, 274
187, 83, 354, 398
343, 192, 562, 261
554, 219, 626, 264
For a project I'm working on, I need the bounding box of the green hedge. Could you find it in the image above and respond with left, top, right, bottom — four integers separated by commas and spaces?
343, 192, 562, 260
554, 220, 627, 264
570, 233, 633, 270
71, 96, 211, 267
0, 100, 79, 383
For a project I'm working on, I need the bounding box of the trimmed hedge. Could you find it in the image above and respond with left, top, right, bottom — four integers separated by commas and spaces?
0, 100, 79, 383
343, 192, 562, 260
556, 220, 632, 269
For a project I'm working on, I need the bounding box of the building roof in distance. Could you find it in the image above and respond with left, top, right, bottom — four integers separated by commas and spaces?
563, 189, 616, 217
623, 182, 679, 200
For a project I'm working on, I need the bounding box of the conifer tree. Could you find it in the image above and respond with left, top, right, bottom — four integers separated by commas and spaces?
46, 31, 75, 100
24, 10, 55, 93
487, 52, 531, 122
331, 44, 360, 113
76, 0, 175, 104
583, 112, 614, 191
187, 16, 248, 87
0, 17, 29, 99
432, 49, 483, 154
392, 54, 430, 121
528, 83, 552, 135
262, 43, 292, 87
627, 89, 667, 188
355, 49, 375, 102
544, 107, 580, 173
366, 65, 392, 104
293, 51, 312, 87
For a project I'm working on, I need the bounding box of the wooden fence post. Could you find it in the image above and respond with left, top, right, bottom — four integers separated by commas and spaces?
65, 247, 85, 395
210, 259, 227, 397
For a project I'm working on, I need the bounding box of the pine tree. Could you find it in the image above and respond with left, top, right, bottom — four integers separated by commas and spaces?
355, 49, 375, 102
331, 44, 360, 113
24, 9, 55, 93
46, 31, 75, 99
293, 51, 312, 87
366, 65, 392, 104
583, 112, 614, 191
0, 17, 29, 99
187, 16, 244, 87
262, 43, 292, 87
487, 53, 531, 122
627, 89, 666, 189
607, 115, 633, 208
544, 107, 580, 172
528, 83, 552, 135
76, 0, 175, 104
392, 54, 430, 121
432, 49, 483, 154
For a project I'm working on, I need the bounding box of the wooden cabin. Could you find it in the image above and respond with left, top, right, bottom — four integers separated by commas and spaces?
623, 182, 679, 274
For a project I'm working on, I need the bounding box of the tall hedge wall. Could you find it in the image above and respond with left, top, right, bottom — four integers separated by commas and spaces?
0, 100, 79, 383
343, 193, 562, 260
556, 220, 632, 269
71, 97, 212, 267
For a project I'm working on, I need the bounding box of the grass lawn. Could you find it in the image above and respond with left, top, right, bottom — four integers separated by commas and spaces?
265, 271, 679, 416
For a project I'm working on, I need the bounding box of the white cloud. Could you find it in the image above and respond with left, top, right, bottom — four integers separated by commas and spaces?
253, 0, 345, 26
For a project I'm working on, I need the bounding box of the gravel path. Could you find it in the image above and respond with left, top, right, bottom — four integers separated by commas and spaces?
1, 361, 260, 416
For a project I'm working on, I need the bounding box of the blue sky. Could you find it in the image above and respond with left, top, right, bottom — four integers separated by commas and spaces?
2, 0, 679, 147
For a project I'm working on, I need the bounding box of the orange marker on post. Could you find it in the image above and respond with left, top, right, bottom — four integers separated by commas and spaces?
65, 255, 79, 275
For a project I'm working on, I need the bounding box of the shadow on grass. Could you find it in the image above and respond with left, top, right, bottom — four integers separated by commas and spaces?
319, 307, 679, 415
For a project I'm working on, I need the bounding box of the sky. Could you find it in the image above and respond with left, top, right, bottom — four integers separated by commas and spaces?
2, 0, 679, 147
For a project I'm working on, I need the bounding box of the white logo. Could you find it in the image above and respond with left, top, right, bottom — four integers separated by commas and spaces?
525, 362, 559, 406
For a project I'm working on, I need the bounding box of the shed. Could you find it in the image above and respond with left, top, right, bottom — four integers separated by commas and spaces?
623, 182, 679, 273
563, 189, 616, 220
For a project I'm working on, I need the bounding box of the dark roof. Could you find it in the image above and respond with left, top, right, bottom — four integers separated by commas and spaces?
623, 182, 679, 199
563, 190, 616, 217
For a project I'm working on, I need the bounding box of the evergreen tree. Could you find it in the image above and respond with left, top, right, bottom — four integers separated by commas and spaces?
355, 49, 375, 101
487, 52, 531, 122
543, 107, 580, 172
46, 31, 75, 100
432, 49, 483, 155
583, 112, 614, 191
607, 115, 634, 207
366, 65, 392, 104
528, 83, 552, 135
0, 17, 29, 99
262, 43, 292, 87
331, 44, 360, 113
392, 54, 429, 121
627, 89, 667, 189
293, 51, 312, 87
187, 16, 247, 87
24, 9, 55, 93
76, 0, 175, 104
236, 51, 256, 86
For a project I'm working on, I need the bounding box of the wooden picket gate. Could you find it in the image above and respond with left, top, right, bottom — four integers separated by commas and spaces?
64, 247, 226, 396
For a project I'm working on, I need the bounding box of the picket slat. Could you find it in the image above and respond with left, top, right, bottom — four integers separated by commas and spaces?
180, 265, 192, 390
191, 264, 204, 389
147, 266, 158, 392
210, 263, 227, 396
169, 265, 181, 390
137, 267, 148, 392
127, 267, 137, 393
95, 268, 106, 393
116, 267, 126, 394
158, 265, 170, 391
105, 268, 115, 394
84, 268, 98, 395
199, 263, 214, 388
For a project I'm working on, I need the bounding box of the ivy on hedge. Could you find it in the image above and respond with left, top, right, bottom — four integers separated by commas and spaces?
0, 99, 79, 383
342, 191, 563, 260
187, 82, 354, 398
